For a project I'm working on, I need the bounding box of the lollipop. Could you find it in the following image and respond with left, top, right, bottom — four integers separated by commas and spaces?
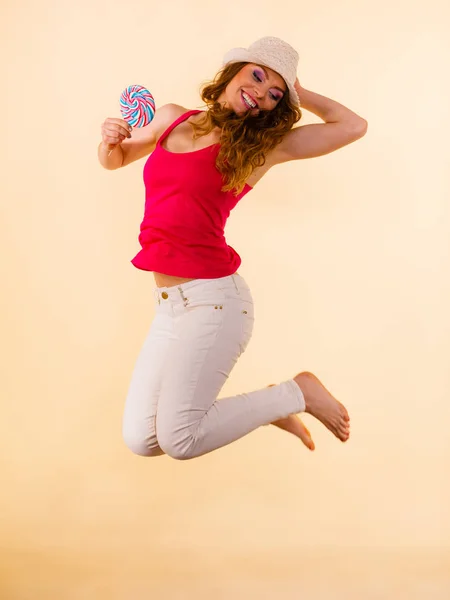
107, 85, 156, 156
120, 84, 155, 127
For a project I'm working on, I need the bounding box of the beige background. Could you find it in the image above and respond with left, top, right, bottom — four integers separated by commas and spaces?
2, 0, 449, 598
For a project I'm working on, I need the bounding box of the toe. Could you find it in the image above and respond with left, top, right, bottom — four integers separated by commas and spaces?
338, 422, 350, 439
297, 418, 315, 450
340, 406, 350, 421
341, 425, 350, 439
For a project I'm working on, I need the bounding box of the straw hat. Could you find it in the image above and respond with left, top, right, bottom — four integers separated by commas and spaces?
223, 36, 301, 106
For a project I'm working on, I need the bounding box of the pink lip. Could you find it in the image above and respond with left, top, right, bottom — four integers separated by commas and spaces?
241, 90, 259, 109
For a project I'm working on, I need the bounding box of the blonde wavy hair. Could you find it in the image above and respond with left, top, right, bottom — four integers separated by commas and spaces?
190, 62, 302, 195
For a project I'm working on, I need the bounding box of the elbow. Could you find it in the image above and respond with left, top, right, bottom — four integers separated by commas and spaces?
99, 161, 121, 171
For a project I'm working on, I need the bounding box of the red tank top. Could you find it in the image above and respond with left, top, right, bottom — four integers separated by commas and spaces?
130, 109, 253, 278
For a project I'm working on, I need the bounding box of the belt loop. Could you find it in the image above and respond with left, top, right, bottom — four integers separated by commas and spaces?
231, 274, 240, 295
177, 285, 189, 306
154, 289, 160, 305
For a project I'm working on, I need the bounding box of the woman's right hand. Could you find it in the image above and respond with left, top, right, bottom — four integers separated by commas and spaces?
100, 118, 132, 150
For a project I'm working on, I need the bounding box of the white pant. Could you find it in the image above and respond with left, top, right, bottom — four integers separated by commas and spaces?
122, 273, 305, 460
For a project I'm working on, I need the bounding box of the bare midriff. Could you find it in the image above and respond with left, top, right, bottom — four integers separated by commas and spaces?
153, 271, 239, 288
153, 272, 197, 288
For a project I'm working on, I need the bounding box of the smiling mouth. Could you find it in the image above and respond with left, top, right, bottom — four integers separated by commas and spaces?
241, 91, 258, 110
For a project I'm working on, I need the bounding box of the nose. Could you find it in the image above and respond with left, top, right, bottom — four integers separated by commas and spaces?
253, 83, 271, 104
250, 88, 264, 108
253, 86, 262, 99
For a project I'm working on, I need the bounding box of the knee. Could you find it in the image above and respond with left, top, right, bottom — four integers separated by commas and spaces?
122, 426, 164, 458
157, 430, 196, 461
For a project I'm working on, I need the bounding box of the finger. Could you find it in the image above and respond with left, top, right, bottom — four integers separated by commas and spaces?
102, 132, 128, 146
103, 123, 131, 138
105, 133, 128, 145
105, 117, 133, 130
103, 135, 124, 146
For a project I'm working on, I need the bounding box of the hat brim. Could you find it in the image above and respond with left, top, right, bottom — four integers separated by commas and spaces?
223, 47, 300, 107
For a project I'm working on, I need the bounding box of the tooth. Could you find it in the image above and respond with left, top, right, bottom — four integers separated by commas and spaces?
243, 92, 255, 108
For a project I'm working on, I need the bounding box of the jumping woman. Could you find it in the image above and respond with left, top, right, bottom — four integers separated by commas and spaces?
98, 36, 367, 460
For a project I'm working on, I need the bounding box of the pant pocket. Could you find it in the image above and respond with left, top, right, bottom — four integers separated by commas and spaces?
174, 290, 228, 323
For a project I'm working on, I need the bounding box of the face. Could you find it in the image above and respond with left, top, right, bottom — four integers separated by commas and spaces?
220, 63, 287, 116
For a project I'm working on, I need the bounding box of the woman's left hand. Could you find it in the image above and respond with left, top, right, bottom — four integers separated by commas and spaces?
294, 77, 303, 94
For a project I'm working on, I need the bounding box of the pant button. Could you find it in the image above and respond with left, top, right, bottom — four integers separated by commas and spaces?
161, 292, 168, 299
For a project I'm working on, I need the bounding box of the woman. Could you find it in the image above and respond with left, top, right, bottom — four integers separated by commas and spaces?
98, 36, 367, 460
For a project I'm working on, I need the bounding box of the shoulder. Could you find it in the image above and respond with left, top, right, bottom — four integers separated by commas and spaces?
154, 102, 189, 122
152, 103, 190, 139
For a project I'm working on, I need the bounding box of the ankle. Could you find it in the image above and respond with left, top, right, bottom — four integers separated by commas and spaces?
294, 372, 313, 413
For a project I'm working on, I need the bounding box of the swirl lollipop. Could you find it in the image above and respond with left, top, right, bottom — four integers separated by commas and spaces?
107, 85, 156, 156
120, 84, 155, 127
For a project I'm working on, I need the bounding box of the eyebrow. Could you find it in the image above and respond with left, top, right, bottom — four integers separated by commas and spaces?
260, 66, 286, 95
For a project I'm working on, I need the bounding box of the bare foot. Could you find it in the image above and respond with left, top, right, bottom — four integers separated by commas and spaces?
293, 372, 350, 442
268, 384, 315, 451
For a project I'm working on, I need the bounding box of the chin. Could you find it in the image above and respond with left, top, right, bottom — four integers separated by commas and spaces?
227, 105, 246, 118
232, 103, 259, 118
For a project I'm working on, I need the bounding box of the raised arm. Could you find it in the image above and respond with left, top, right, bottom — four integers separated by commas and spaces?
271, 81, 367, 164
